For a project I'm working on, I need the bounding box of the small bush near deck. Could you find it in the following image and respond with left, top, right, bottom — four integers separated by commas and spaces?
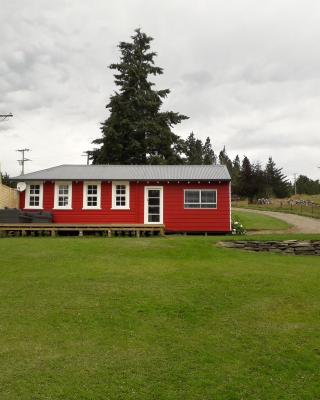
232, 220, 246, 235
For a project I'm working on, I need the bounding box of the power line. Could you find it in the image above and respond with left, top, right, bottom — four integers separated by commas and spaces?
0, 113, 13, 122
17, 149, 31, 175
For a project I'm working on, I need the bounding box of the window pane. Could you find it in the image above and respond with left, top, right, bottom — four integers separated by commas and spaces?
87, 196, 97, 206
30, 196, 39, 206
148, 198, 160, 206
185, 191, 200, 203
59, 185, 69, 195
148, 214, 160, 222
88, 185, 97, 195
201, 190, 216, 204
116, 196, 126, 206
116, 197, 126, 206
148, 206, 160, 214
148, 190, 160, 198
30, 185, 40, 195
58, 197, 68, 207
116, 185, 126, 194
185, 203, 200, 208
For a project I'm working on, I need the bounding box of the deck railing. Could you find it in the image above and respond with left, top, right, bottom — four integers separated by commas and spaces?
0, 223, 165, 237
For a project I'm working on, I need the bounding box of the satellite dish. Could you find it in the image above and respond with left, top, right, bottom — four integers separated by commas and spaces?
17, 182, 27, 192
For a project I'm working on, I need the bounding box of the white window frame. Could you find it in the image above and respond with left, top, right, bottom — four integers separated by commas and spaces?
111, 181, 130, 210
54, 181, 73, 210
82, 181, 101, 210
25, 182, 43, 210
144, 186, 163, 224
184, 189, 217, 209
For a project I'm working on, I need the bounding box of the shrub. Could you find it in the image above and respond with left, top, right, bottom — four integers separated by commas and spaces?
232, 221, 246, 235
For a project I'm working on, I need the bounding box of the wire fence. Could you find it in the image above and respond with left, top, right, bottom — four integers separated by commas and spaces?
232, 200, 320, 219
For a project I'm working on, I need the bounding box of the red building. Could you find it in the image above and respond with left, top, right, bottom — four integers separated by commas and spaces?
13, 164, 231, 233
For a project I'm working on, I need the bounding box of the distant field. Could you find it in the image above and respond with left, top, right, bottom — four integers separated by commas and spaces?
291, 194, 320, 204
232, 210, 290, 231
1, 235, 320, 399
233, 196, 320, 219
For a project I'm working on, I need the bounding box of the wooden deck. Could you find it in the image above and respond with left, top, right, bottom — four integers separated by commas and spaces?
0, 223, 165, 237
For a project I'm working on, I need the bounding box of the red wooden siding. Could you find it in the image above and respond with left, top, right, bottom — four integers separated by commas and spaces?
163, 182, 230, 232
20, 181, 231, 232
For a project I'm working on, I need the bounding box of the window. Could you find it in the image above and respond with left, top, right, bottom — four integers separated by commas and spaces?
54, 182, 72, 209
184, 189, 217, 209
83, 182, 101, 209
112, 181, 130, 209
25, 182, 43, 209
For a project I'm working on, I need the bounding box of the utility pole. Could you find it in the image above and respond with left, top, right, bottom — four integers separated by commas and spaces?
0, 113, 13, 183
17, 149, 31, 175
82, 150, 93, 166
293, 173, 297, 195
0, 113, 13, 122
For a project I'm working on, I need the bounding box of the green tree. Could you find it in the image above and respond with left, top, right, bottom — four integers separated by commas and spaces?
184, 132, 203, 164
239, 156, 255, 202
231, 155, 241, 194
202, 137, 216, 164
252, 161, 267, 198
296, 175, 320, 195
0, 172, 14, 188
218, 146, 233, 175
92, 29, 188, 165
264, 157, 290, 198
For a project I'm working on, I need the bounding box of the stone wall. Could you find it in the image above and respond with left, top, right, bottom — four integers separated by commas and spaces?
220, 240, 320, 256
0, 183, 19, 209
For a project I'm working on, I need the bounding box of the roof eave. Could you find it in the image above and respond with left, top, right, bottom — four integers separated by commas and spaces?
11, 177, 231, 182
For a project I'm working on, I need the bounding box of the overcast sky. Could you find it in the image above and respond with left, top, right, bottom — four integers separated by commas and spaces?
1, 0, 320, 180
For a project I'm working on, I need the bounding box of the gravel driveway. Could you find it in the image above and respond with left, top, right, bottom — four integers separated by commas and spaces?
233, 207, 320, 234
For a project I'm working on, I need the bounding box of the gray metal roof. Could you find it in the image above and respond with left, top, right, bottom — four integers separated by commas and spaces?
12, 164, 231, 181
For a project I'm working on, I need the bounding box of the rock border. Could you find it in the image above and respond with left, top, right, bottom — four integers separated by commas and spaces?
219, 240, 320, 256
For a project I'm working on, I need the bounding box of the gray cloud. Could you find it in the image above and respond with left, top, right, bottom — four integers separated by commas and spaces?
0, 0, 320, 180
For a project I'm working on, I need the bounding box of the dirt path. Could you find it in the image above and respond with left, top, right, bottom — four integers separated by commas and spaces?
233, 207, 320, 234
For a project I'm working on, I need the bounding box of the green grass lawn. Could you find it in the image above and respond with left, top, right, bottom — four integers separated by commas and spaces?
232, 210, 291, 231
1, 235, 320, 399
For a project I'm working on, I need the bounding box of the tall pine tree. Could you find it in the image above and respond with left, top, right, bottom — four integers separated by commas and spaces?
252, 161, 267, 198
265, 157, 290, 198
184, 132, 204, 164
239, 156, 255, 202
231, 155, 241, 194
92, 29, 188, 164
202, 137, 216, 164
218, 146, 233, 174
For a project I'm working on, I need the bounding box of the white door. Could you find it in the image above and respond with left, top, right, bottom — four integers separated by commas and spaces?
144, 187, 163, 224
